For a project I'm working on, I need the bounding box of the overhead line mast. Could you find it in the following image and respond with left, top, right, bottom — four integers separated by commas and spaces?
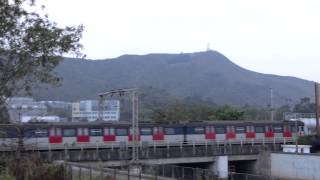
98, 88, 139, 164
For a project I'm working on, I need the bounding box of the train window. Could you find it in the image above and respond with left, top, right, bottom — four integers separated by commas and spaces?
56, 128, 62, 136
104, 128, 109, 135
291, 126, 297, 132
49, 128, 55, 136
265, 126, 273, 132
110, 128, 115, 135
129, 128, 140, 135
84, 128, 89, 136
35, 129, 48, 137
235, 127, 245, 133
273, 126, 283, 133
246, 126, 254, 133
174, 127, 183, 134
255, 126, 264, 133
299, 126, 304, 132
24, 129, 36, 138
284, 125, 291, 132
116, 128, 128, 136
215, 127, 225, 134
164, 128, 175, 135
206, 126, 215, 133
63, 129, 76, 137
153, 127, 163, 134
227, 126, 235, 133
140, 128, 152, 135
194, 127, 205, 134
0, 128, 18, 138
77, 128, 88, 136
90, 129, 103, 136
153, 127, 158, 134
104, 128, 115, 135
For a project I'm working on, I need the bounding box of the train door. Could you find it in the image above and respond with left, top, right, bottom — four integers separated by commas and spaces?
298, 126, 305, 136
255, 126, 265, 139
77, 128, 89, 143
235, 126, 246, 140
152, 127, 164, 141
140, 127, 153, 143
49, 127, 62, 143
129, 127, 140, 141
265, 125, 274, 138
273, 126, 283, 138
283, 125, 292, 138
104, 127, 115, 142
115, 128, 129, 143
246, 125, 255, 139
226, 126, 236, 139
205, 126, 216, 140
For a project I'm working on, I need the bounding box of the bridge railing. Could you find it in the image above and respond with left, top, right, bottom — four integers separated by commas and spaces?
0, 137, 296, 151
0, 140, 286, 164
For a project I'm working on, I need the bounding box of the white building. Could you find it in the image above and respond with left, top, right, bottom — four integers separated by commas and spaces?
72, 100, 120, 122
6, 97, 47, 122
21, 116, 61, 123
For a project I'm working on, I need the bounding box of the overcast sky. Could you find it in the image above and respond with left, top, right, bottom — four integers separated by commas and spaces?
39, 0, 320, 82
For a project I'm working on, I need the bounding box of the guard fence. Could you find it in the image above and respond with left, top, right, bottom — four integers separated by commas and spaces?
62, 162, 220, 180
229, 172, 306, 180
63, 163, 308, 180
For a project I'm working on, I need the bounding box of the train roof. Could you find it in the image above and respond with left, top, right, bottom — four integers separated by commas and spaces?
13, 120, 303, 128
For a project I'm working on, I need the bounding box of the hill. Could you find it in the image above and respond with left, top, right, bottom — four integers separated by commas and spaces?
32, 50, 314, 107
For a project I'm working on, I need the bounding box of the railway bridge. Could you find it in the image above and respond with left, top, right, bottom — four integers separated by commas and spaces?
0, 138, 293, 178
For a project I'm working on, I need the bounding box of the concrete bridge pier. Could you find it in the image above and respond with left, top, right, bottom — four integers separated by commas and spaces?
210, 156, 228, 179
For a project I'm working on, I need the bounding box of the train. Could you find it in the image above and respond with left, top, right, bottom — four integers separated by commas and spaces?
0, 120, 305, 148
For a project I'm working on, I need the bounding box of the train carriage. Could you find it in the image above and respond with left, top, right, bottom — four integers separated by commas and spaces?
0, 120, 305, 148
163, 124, 184, 143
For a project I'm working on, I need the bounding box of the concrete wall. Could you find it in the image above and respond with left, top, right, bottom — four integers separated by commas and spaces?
210, 156, 228, 179
271, 153, 320, 180
252, 150, 271, 176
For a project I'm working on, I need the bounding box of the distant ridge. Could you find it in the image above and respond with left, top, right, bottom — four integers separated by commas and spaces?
33, 50, 313, 106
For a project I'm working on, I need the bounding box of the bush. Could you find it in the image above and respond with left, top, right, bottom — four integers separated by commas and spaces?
297, 135, 314, 145
0, 174, 15, 180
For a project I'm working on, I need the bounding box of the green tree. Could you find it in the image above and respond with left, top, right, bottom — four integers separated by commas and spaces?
208, 106, 245, 121
242, 105, 270, 121
0, 0, 84, 123
293, 97, 315, 113
150, 101, 213, 123
275, 104, 291, 120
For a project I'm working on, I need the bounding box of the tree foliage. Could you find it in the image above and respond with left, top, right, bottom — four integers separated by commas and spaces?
149, 101, 246, 122
208, 106, 245, 121
0, 0, 84, 122
293, 97, 315, 113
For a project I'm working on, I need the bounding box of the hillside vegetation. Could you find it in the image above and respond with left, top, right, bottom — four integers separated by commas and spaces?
33, 50, 313, 107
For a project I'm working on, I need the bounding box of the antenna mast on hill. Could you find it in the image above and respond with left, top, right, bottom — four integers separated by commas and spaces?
206, 43, 210, 51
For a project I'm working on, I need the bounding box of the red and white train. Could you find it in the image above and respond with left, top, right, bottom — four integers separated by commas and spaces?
0, 120, 305, 148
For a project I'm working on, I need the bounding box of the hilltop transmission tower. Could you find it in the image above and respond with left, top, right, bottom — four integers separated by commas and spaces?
206, 43, 211, 51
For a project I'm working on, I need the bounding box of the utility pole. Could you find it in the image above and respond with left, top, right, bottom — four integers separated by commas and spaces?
270, 88, 274, 121
97, 88, 139, 164
315, 82, 320, 136
131, 90, 139, 163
